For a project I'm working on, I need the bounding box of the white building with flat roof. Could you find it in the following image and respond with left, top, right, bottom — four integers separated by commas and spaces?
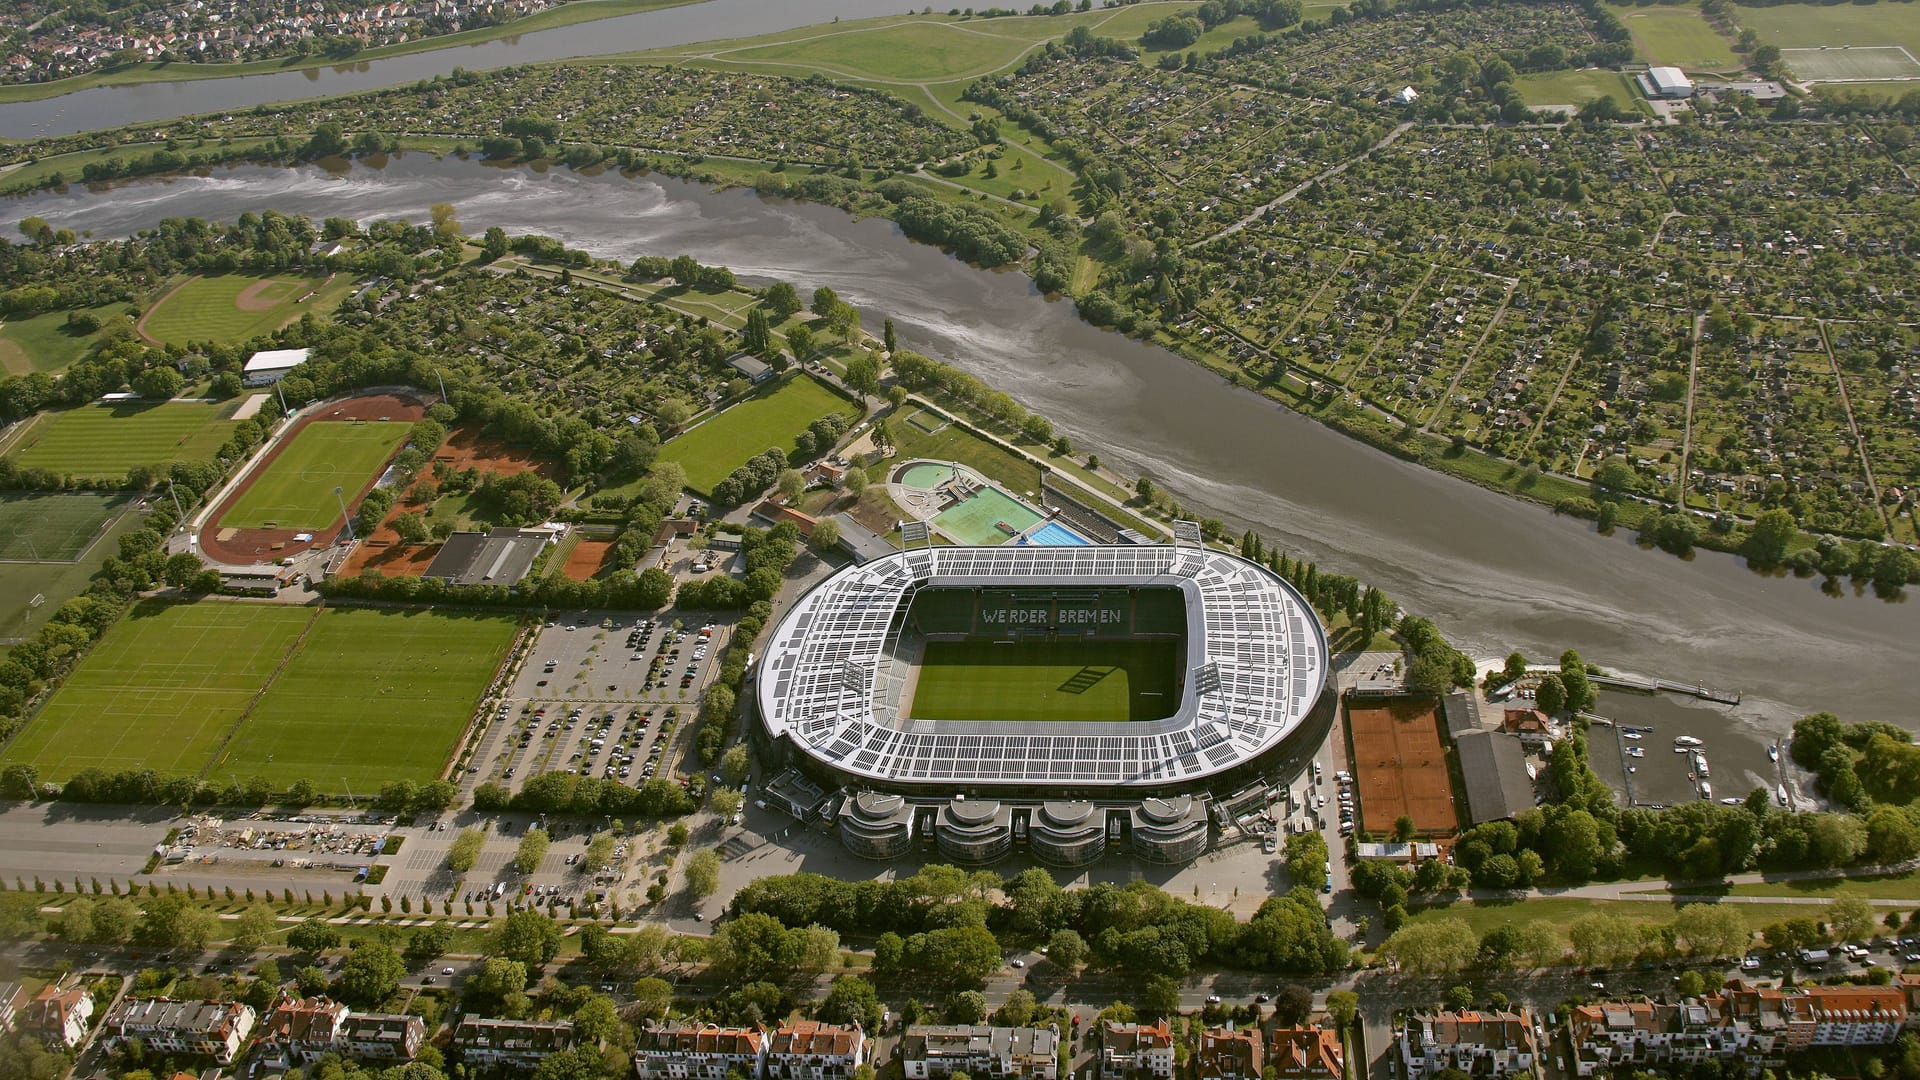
243, 348, 310, 386
1640, 66, 1693, 99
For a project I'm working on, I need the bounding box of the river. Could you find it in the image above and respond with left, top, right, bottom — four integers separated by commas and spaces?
0, 0, 918, 139
6, 155, 1911, 736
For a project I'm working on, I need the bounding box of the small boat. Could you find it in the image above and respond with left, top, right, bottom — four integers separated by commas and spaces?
1627, 747, 1644, 758
1623, 732, 1643, 741
1768, 745, 1779, 762
1720, 797, 1744, 806
1674, 746, 1692, 754
1777, 784, 1789, 806
1697, 760, 1711, 778
1699, 781, 1713, 799
1674, 735, 1704, 748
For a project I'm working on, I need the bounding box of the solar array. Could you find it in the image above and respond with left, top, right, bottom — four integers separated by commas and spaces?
757, 545, 1327, 788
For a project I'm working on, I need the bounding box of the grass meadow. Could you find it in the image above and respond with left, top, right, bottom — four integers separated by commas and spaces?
140, 273, 356, 348
0, 303, 135, 376
220, 421, 410, 530
1515, 69, 1645, 111
1607, 3, 1738, 69
660, 374, 851, 493
1737, 1, 1920, 55
3, 401, 236, 481
0, 492, 135, 561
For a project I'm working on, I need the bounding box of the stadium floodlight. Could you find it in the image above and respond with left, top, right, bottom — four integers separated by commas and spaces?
900, 520, 931, 548
1193, 659, 1222, 697
334, 485, 353, 544
840, 660, 871, 693
1171, 520, 1204, 546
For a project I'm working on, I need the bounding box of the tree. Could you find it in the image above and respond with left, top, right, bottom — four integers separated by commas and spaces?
1559, 650, 1595, 713
631, 976, 674, 1021
392, 511, 430, 544
944, 990, 988, 1025
1046, 928, 1088, 972
1325, 990, 1359, 1032
140, 895, 218, 950
1569, 913, 1636, 968
481, 226, 510, 261
764, 282, 803, 319
230, 904, 279, 951
335, 941, 405, 1005
808, 519, 842, 554
1746, 508, 1797, 569
1534, 674, 1567, 716
495, 909, 563, 968
820, 974, 883, 1032
571, 995, 622, 1045
1673, 904, 1749, 959
994, 988, 1037, 1028
720, 744, 752, 786
404, 923, 454, 968
289, 918, 341, 954
684, 849, 722, 899
776, 469, 807, 503
133, 366, 184, 400
845, 353, 882, 399
514, 827, 551, 875
786, 324, 816, 363
466, 956, 529, 1010
1393, 815, 1417, 842
1138, 975, 1182, 1020
1381, 917, 1478, 975
1830, 895, 1876, 942
811, 287, 840, 318
448, 827, 485, 874
1272, 984, 1313, 1027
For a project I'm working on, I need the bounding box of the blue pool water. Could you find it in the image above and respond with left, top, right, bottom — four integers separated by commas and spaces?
1025, 521, 1091, 546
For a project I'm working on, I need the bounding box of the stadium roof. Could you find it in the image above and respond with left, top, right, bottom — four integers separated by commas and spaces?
757, 545, 1327, 789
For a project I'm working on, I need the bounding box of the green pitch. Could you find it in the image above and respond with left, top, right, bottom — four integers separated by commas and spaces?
661, 374, 850, 493
141, 273, 355, 347
0, 492, 134, 561
5, 402, 236, 481
221, 421, 410, 530
1, 602, 313, 781
217, 607, 518, 788
907, 639, 1182, 723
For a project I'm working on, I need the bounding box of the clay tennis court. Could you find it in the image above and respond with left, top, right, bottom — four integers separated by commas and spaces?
560, 538, 617, 582
1347, 697, 1459, 835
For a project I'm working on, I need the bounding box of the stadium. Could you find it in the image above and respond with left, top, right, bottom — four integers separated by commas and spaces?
755, 537, 1330, 865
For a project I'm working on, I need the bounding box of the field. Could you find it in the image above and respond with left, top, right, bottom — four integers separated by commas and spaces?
1780, 45, 1920, 81
0, 492, 134, 562
139, 273, 356, 348
217, 607, 518, 788
1737, 1, 1920, 55
1607, 3, 1738, 69
1346, 698, 1460, 835
660, 375, 850, 493
3, 601, 517, 789
1514, 69, 1643, 110
219, 421, 410, 530
0, 509, 148, 644
1, 602, 313, 781
0, 303, 133, 376
3, 401, 236, 480
560, 538, 618, 581
907, 639, 1181, 723
723, 22, 1033, 81
1398, 896, 1876, 954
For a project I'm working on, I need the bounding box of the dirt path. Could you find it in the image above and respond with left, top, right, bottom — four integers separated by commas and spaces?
134, 276, 194, 346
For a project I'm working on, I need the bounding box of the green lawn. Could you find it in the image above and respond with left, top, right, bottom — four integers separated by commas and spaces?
217, 607, 519, 789
0, 492, 135, 561
1737, 1, 1920, 54
722, 21, 1035, 81
1709, 871, 1920, 902
4, 401, 237, 481
1515, 69, 1644, 111
1400, 895, 1866, 952
141, 273, 355, 348
1, 602, 315, 781
0, 303, 134, 376
220, 421, 411, 530
1608, 3, 1739, 69
660, 374, 852, 493
908, 639, 1182, 722
0, 508, 149, 644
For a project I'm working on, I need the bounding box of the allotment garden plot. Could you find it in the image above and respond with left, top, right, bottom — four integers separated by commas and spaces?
2, 603, 517, 790
2, 401, 236, 481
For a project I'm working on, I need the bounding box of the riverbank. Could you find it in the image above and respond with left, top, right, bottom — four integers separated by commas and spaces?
0, 0, 698, 108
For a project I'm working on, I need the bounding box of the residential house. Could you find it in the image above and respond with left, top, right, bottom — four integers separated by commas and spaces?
633, 1022, 768, 1080
898, 1025, 1059, 1080
342, 1012, 429, 1061
0, 982, 21, 1034
1098, 1020, 1174, 1080
26, 983, 94, 1049
101, 998, 256, 1064
1399, 1009, 1539, 1080
1262, 1026, 1342, 1080
765, 1020, 866, 1080
1195, 1027, 1262, 1080
453, 1016, 575, 1069
257, 998, 426, 1065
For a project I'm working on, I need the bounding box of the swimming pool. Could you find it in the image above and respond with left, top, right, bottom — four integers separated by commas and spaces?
898, 462, 956, 489
1025, 521, 1090, 546
933, 486, 1044, 545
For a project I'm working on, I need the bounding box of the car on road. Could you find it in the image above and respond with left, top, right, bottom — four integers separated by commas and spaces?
1010, 959, 1024, 968
443, 966, 456, 975
1205, 995, 1222, 1005
1589, 982, 1606, 992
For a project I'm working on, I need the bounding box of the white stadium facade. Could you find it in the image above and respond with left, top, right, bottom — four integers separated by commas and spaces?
753, 540, 1331, 866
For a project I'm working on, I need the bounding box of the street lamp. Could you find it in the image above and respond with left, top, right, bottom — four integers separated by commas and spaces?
334, 486, 353, 543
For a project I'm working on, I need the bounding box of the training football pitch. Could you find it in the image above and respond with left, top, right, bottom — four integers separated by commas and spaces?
907, 639, 1182, 723
3, 602, 518, 789
1, 602, 313, 781
3, 401, 236, 480
220, 421, 410, 530
218, 607, 518, 788
0, 492, 134, 561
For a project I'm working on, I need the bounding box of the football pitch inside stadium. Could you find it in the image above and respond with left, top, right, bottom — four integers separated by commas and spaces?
907, 638, 1183, 723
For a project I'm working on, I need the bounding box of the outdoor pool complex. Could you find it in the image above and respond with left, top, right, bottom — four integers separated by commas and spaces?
1025, 521, 1090, 546
899, 462, 956, 488
935, 486, 1044, 545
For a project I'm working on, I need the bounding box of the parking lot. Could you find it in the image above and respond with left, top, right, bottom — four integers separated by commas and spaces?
463, 611, 735, 797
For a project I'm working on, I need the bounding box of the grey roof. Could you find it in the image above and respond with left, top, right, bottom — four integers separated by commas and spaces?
1454, 730, 1534, 825
1442, 692, 1480, 736
758, 545, 1325, 789
829, 512, 896, 565
728, 354, 772, 380
424, 528, 546, 586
